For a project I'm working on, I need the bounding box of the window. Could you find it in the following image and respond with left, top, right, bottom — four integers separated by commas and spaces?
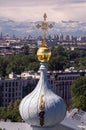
12, 93, 14, 97
12, 88, 14, 92
9, 82, 11, 87
9, 88, 11, 92
16, 82, 18, 86
2, 82, 4, 87
12, 82, 14, 86
5, 88, 7, 91
9, 93, 11, 97
5, 93, 7, 97
5, 82, 8, 87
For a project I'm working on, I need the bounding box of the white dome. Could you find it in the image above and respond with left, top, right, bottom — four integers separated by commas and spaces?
19, 63, 66, 127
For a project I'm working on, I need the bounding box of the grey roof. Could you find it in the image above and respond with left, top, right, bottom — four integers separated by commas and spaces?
0, 121, 72, 130
0, 121, 31, 130
0, 108, 86, 130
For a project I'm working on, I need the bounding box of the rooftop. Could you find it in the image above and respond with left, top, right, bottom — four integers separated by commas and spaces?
0, 109, 86, 130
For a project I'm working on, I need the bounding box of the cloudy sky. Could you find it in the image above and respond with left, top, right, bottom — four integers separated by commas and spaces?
0, 0, 86, 22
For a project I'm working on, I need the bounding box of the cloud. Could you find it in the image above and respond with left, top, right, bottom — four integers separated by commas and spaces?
0, 0, 86, 22
53, 2, 86, 21
0, 0, 57, 7
0, 6, 56, 21
0, 0, 86, 7
66, 0, 86, 3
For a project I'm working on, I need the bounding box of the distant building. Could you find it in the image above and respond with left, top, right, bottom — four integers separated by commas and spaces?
0, 73, 35, 107
77, 36, 86, 43
0, 70, 86, 107
21, 69, 86, 106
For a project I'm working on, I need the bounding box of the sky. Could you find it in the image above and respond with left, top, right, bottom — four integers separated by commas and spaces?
0, 0, 86, 22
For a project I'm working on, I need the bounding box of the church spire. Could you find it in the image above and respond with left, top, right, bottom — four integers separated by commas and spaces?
19, 13, 66, 130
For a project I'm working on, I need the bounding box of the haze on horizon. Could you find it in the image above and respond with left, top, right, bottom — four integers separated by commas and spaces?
0, 0, 86, 23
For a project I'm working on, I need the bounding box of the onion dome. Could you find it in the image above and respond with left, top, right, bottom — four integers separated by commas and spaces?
19, 63, 66, 127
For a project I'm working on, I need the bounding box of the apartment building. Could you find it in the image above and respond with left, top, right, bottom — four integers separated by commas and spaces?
47, 71, 81, 106
0, 75, 35, 107
21, 70, 86, 106
0, 70, 86, 107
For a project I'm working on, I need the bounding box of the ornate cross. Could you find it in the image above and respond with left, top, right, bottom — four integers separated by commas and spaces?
36, 13, 53, 47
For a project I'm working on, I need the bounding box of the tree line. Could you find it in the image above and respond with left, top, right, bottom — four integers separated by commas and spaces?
0, 45, 86, 77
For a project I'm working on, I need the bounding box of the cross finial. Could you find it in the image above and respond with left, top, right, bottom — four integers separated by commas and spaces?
36, 13, 53, 47
43, 13, 47, 21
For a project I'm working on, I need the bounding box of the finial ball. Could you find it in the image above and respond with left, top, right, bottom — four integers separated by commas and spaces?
37, 46, 51, 62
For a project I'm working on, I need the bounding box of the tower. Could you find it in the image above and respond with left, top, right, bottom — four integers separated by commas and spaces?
19, 13, 66, 130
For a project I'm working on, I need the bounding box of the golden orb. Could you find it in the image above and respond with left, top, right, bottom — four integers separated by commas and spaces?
37, 46, 51, 62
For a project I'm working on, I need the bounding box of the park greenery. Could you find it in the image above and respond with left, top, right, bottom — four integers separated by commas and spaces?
71, 76, 86, 111
0, 45, 86, 77
0, 99, 22, 122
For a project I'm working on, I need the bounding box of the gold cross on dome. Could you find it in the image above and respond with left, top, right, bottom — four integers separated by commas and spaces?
36, 13, 53, 47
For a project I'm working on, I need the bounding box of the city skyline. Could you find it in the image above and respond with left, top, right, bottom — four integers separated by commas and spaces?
0, 0, 86, 22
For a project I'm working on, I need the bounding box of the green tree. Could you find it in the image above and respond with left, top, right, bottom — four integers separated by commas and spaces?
7, 99, 22, 122
0, 57, 8, 77
7, 101, 14, 120
74, 57, 86, 70
13, 99, 22, 122
6, 60, 25, 74
72, 95, 86, 111
71, 76, 86, 111
57, 45, 66, 56
0, 107, 7, 120
51, 46, 67, 57
6, 54, 37, 74
0, 99, 22, 122
48, 55, 69, 71
27, 62, 39, 71
67, 50, 78, 60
